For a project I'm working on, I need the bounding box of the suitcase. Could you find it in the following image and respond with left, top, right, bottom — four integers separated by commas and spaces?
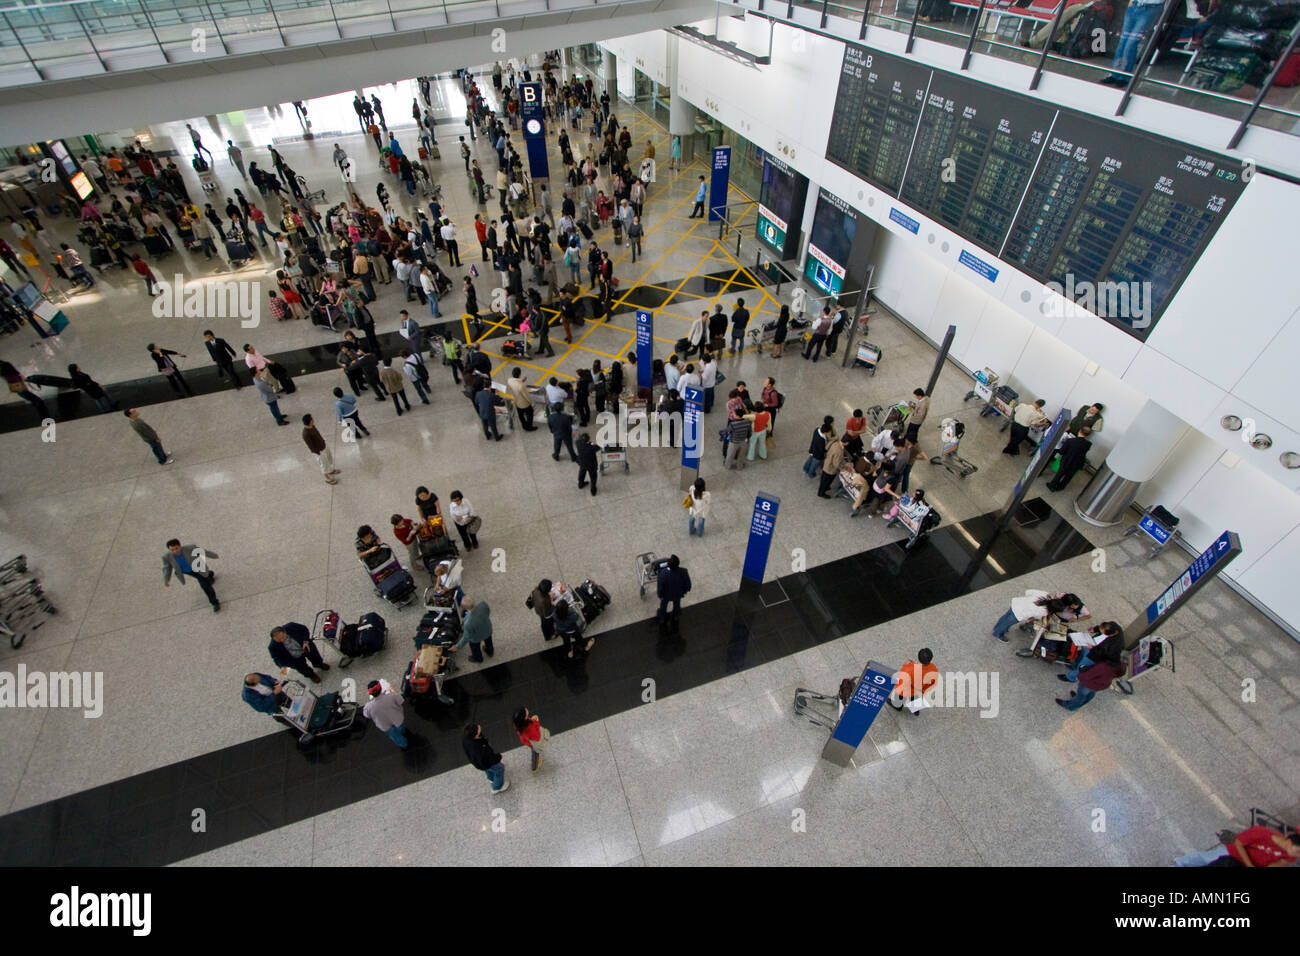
416, 606, 460, 644
431, 144, 441, 160
674, 337, 691, 354
418, 146, 429, 160
577, 221, 593, 240
574, 579, 611, 623
612, 219, 622, 246
501, 339, 529, 357
225, 239, 251, 260
355, 611, 386, 653
267, 361, 296, 394
378, 566, 415, 602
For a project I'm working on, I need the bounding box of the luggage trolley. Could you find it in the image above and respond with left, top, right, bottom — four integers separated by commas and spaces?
851, 340, 883, 375
929, 418, 978, 479
600, 444, 629, 475
275, 679, 358, 747
636, 552, 670, 598
883, 491, 941, 550
868, 402, 910, 435
794, 678, 857, 731
1122, 505, 1181, 558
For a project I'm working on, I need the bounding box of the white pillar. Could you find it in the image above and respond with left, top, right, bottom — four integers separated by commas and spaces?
667, 34, 692, 137
1074, 400, 1190, 525
603, 48, 617, 100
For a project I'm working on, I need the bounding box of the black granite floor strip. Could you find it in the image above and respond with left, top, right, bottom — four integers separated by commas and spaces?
0, 500, 1091, 865
0, 266, 769, 433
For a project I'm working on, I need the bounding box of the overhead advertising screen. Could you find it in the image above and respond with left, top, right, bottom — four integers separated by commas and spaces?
805, 189, 858, 296
824, 41, 1248, 337
69, 171, 93, 199
756, 152, 809, 260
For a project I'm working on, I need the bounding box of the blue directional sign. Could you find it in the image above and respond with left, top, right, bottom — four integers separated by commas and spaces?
709, 146, 730, 222
829, 660, 893, 751
635, 310, 653, 390
1145, 531, 1239, 625
741, 493, 780, 585
681, 385, 703, 470
519, 82, 549, 180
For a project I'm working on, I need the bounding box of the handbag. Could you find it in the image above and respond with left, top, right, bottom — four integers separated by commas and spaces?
682, 493, 694, 510
715, 370, 726, 386
466, 515, 482, 535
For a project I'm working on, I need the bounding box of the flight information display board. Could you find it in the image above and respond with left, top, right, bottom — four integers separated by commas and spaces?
1000, 112, 1243, 339
824, 41, 1248, 336
899, 73, 1055, 255
825, 46, 931, 195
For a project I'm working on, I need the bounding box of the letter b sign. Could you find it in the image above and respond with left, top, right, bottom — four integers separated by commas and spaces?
522, 85, 537, 104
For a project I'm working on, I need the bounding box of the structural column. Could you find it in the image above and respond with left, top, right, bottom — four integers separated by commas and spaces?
603, 47, 618, 100
1074, 400, 1189, 526
667, 33, 691, 137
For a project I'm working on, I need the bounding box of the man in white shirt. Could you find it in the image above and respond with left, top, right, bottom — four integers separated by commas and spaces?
678, 363, 702, 396
1003, 398, 1049, 456
363, 680, 409, 749
664, 355, 681, 392
419, 266, 442, 318
544, 377, 568, 406
700, 354, 719, 414
439, 219, 461, 266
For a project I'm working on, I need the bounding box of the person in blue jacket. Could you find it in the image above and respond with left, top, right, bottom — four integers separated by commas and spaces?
656, 554, 692, 632
242, 673, 287, 714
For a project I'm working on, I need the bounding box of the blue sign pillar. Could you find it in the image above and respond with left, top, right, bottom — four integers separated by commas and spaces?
680, 385, 702, 490
823, 660, 894, 766
1128, 530, 1241, 643
635, 309, 653, 390
519, 82, 549, 181
741, 493, 780, 585
709, 146, 731, 223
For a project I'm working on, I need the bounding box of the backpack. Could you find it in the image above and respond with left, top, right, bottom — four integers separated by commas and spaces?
564, 248, 577, 267
407, 354, 429, 384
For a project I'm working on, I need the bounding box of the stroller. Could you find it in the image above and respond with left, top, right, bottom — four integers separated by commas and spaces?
359, 544, 417, 608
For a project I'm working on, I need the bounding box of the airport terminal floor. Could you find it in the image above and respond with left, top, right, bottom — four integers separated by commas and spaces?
0, 67, 1298, 880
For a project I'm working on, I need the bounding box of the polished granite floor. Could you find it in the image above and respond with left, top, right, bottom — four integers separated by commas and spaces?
1, 65, 1298, 868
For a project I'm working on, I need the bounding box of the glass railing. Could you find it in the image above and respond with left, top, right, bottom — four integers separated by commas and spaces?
775, 0, 1300, 142
0, 0, 616, 86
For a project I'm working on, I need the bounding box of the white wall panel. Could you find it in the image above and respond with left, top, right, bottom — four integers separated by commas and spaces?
1122, 348, 1226, 428
1233, 308, 1300, 435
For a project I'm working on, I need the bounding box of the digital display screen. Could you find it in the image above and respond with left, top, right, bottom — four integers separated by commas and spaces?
69, 172, 93, 199
825, 42, 1248, 336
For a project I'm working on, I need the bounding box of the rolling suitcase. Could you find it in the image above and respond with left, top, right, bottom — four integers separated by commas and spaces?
418, 146, 429, 161
612, 219, 622, 246
378, 567, 415, 603
355, 611, 386, 654
431, 144, 441, 160
674, 337, 691, 354
267, 361, 296, 394
577, 221, 593, 240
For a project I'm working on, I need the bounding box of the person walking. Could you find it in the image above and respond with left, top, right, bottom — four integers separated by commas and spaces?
655, 554, 692, 632
186, 124, 214, 165
772, 304, 790, 358
131, 255, 161, 296
380, 358, 412, 416
418, 264, 442, 319
463, 723, 509, 793
1047, 427, 1093, 492
448, 490, 480, 551
707, 305, 728, 355
302, 413, 340, 484
442, 333, 463, 384
398, 310, 429, 357
804, 419, 834, 478
507, 368, 537, 431
512, 707, 550, 774
162, 538, 220, 612
400, 348, 432, 406
253, 369, 290, 425
689, 176, 706, 218
363, 680, 408, 749
686, 477, 710, 537
575, 431, 598, 495
203, 330, 243, 389
527, 578, 557, 642
888, 648, 939, 713
1056, 653, 1124, 711
456, 595, 495, 662
333, 386, 371, 438
628, 215, 644, 262
548, 402, 577, 461
226, 140, 246, 177
1003, 397, 1049, 456
269, 622, 331, 683
125, 408, 174, 465
991, 590, 1088, 642
729, 299, 750, 355
746, 402, 771, 461
475, 381, 503, 441
148, 344, 194, 396
67, 364, 117, 412
357, 346, 387, 402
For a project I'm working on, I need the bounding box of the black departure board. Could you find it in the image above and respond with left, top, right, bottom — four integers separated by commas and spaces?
824, 41, 1248, 337
825, 46, 930, 195
1001, 112, 1244, 339
898, 73, 1055, 255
